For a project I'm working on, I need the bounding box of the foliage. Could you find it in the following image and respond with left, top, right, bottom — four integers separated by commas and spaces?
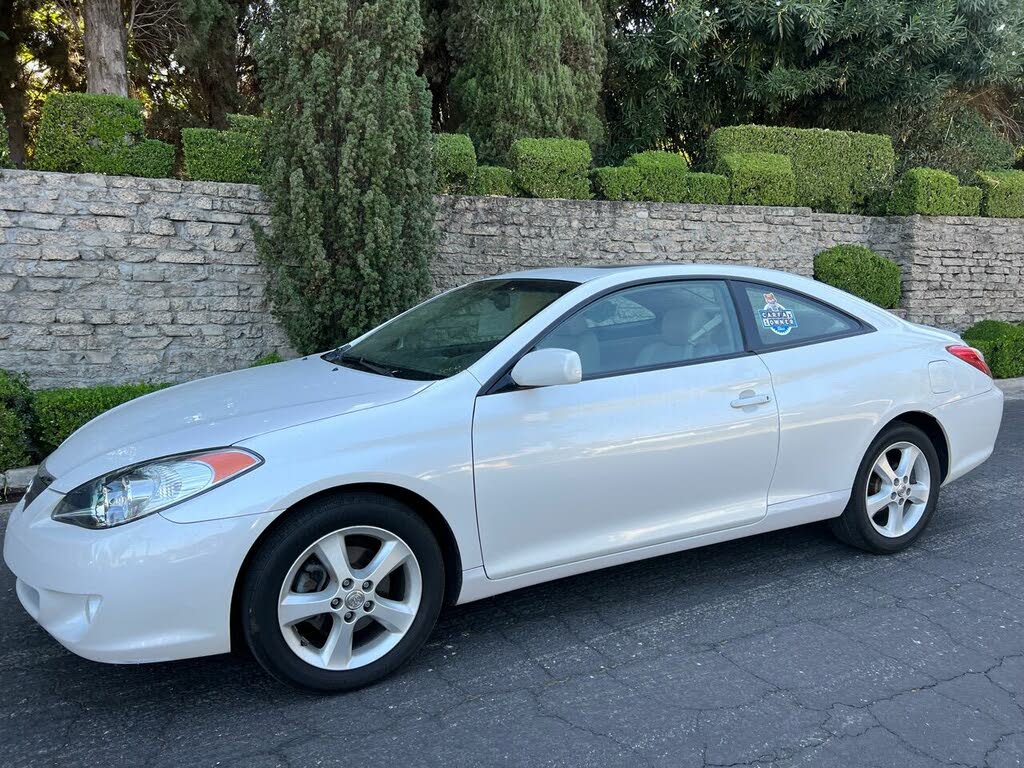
895, 102, 1017, 183
814, 245, 901, 309
32, 93, 174, 177
715, 152, 796, 207
468, 166, 517, 197
707, 126, 895, 213
604, 0, 1024, 163
963, 322, 1024, 379
434, 133, 477, 193
975, 171, 1024, 218
226, 113, 268, 138
32, 383, 167, 456
0, 112, 9, 168
888, 168, 982, 216
255, 0, 436, 355
0, 370, 34, 472
592, 166, 643, 201
249, 353, 283, 366
510, 137, 592, 199
624, 151, 687, 201
963, 319, 1018, 342
445, 0, 606, 165
672, 173, 731, 205
182, 127, 261, 183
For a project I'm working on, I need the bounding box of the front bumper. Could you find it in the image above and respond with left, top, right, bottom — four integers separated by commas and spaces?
3, 489, 277, 664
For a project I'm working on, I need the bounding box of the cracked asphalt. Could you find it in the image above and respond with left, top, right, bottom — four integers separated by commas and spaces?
1, 401, 1022, 768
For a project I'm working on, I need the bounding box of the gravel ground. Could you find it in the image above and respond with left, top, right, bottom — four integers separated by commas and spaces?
1, 401, 1022, 768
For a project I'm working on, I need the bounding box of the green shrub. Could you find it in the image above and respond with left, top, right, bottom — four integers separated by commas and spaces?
963, 319, 1017, 342
672, 173, 730, 205
226, 113, 269, 139
888, 168, 981, 216
814, 245, 901, 308
434, 133, 477, 193
591, 166, 642, 201
962, 320, 1024, 379
468, 165, 517, 197
33, 383, 168, 455
32, 93, 174, 178
708, 125, 895, 213
624, 151, 687, 202
897, 103, 1017, 183
182, 128, 262, 183
716, 152, 796, 207
975, 171, 1024, 218
250, 353, 283, 367
0, 370, 34, 471
988, 327, 1024, 379
509, 138, 592, 199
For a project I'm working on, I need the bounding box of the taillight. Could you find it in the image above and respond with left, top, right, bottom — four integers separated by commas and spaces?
946, 345, 992, 377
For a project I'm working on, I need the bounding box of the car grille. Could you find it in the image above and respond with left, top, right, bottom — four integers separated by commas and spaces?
22, 467, 55, 508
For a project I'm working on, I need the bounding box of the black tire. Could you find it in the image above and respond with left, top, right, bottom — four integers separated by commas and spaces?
239, 491, 444, 693
830, 422, 941, 554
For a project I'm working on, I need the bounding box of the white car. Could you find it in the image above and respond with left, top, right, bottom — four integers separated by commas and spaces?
3, 265, 1004, 691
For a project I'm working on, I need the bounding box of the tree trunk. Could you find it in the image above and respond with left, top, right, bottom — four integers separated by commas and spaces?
84, 0, 128, 96
0, 0, 28, 167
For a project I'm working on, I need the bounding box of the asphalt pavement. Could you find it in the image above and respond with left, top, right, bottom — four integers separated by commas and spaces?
1, 401, 1022, 768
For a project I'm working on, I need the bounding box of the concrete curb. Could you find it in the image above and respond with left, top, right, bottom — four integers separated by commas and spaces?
1, 377, 1021, 495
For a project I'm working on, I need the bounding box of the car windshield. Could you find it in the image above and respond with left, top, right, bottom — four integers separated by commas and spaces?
329, 279, 575, 380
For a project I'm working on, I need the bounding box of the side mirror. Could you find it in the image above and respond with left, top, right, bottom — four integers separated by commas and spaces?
511, 348, 583, 388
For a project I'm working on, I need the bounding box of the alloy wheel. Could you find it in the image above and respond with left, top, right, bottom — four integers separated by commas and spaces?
865, 441, 931, 538
277, 526, 422, 671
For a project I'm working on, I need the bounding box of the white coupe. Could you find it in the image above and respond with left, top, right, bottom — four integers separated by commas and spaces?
3, 265, 1004, 691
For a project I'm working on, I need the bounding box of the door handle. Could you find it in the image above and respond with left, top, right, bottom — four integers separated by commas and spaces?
730, 392, 771, 408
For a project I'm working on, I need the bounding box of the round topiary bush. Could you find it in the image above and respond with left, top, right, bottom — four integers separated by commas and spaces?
814, 245, 902, 308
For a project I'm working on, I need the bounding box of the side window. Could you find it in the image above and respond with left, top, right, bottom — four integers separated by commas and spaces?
738, 282, 861, 348
535, 281, 744, 378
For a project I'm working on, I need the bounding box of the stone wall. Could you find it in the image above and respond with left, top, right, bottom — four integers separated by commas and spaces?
1, 169, 1022, 388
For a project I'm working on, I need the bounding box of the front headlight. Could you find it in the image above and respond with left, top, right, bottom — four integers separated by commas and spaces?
52, 448, 262, 529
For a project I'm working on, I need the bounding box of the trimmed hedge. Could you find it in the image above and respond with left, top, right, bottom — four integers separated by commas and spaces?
962, 320, 1024, 379
0, 370, 33, 472
33, 93, 174, 178
468, 165, 517, 197
591, 166, 642, 201
814, 245, 901, 308
975, 170, 1024, 218
624, 151, 687, 201
672, 173, 730, 205
716, 152, 796, 206
182, 127, 262, 184
226, 113, 268, 139
434, 133, 477, 194
509, 138, 592, 199
708, 125, 895, 213
33, 383, 168, 455
888, 168, 982, 216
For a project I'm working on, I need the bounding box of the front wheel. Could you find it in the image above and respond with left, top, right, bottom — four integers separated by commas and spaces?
239, 492, 444, 692
830, 423, 941, 554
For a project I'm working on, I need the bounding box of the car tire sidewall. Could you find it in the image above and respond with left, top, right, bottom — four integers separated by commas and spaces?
241, 494, 444, 693
849, 424, 941, 553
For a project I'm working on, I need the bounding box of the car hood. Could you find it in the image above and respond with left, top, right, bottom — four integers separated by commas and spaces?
44, 357, 432, 492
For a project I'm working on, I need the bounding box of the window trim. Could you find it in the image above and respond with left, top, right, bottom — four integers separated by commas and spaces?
479, 276, 753, 395
728, 279, 875, 354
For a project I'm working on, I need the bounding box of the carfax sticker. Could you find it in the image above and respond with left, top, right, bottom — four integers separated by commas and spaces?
758, 293, 798, 336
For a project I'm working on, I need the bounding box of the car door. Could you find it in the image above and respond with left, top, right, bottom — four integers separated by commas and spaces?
731, 280, 884, 507
471, 279, 780, 580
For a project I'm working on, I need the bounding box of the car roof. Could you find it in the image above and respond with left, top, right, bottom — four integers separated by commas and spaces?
491, 263, 808, 285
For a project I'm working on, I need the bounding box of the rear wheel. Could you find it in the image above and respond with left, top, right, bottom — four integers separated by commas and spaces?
240, 492, 444, 692
830, 423, 941, 553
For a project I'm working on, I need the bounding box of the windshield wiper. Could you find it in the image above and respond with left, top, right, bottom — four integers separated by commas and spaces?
338, 353, 395, 377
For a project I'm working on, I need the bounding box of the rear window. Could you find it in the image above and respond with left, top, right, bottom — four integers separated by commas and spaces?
737, 283, 861, 348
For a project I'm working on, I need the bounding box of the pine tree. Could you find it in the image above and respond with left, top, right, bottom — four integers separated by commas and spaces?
255, 0, 436, 355
446, 0, 606, 164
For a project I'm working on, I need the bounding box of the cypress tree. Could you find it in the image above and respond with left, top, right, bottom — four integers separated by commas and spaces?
255, 0, 436, 355
446, 0, 606, 164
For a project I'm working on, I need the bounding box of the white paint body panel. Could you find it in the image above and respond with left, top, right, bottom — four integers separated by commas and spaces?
2, 264, 1004, 664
